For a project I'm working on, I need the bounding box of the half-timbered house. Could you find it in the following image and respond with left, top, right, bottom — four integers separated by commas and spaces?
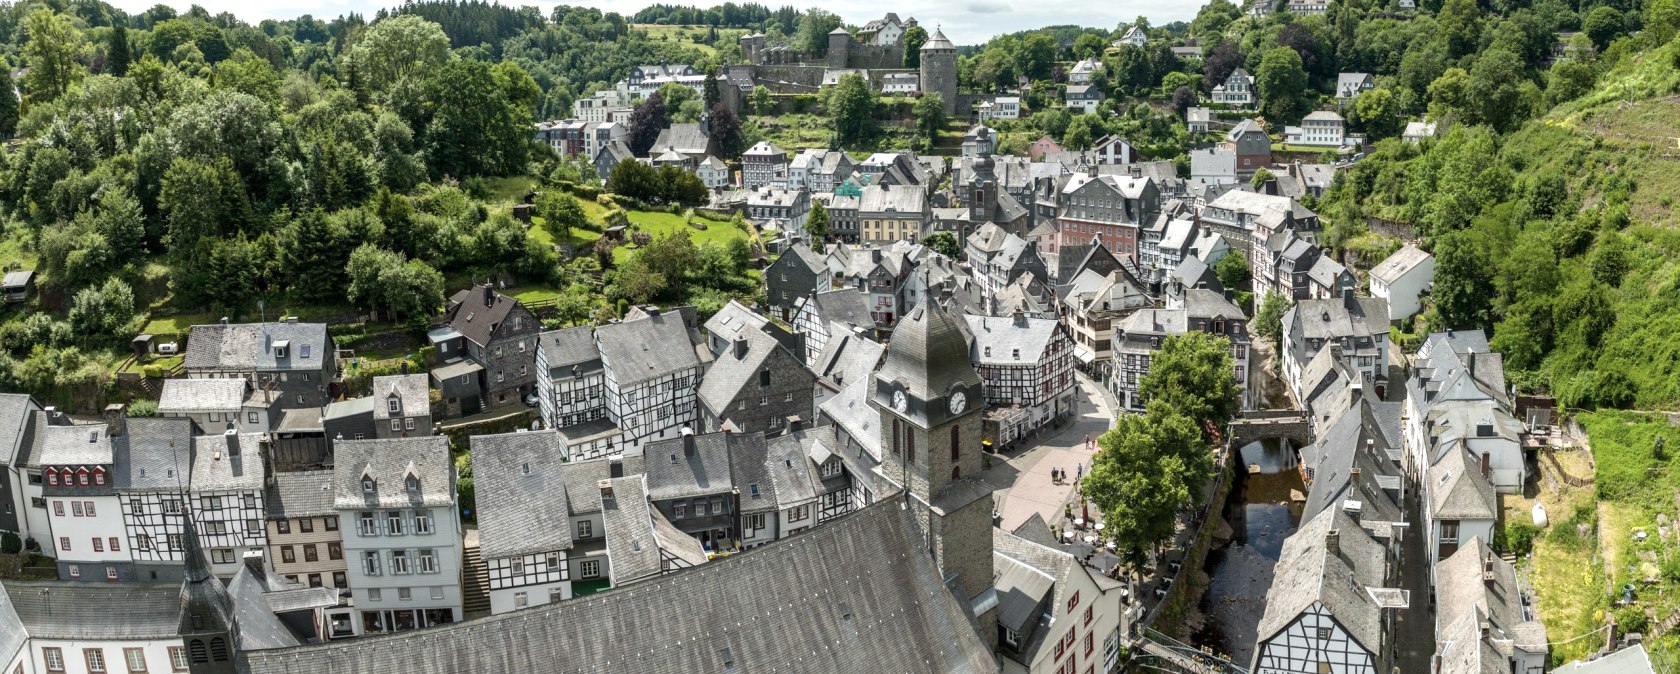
190, 430, 269, 579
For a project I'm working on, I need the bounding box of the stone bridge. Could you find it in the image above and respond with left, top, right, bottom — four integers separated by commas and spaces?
1226, 409, 1311, 449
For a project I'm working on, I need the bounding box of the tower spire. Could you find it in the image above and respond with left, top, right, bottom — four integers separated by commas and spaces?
177, 511, 239, 674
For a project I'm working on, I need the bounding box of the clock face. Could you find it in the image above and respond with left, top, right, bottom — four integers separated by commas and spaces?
892, 390, 908, 412
949, 392, 967, 415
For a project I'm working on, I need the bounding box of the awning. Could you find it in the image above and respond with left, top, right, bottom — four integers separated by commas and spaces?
1073, 346, 1095, 364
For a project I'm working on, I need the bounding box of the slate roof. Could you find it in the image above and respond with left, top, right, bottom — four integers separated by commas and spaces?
266, 470, 337, 519
3, 581, 181, 640
332, 436, 454, 509
704, 300, 770, 345
472, 430, 575, 560
183, 321, 329, 371
765, 433, 820, 507
777, 242, 828, 276
819, 379, 882, 461
812, 330, 885, 391
116, 417, 194, 491
370, 373, 428, 422
227, 566, 304, 650
965, 314, 1060, 365
1370, 243, 1433, 284
37, 419, 113, 466
806, 289, 875, 334
600, 475, 706, 585
699, 329, 799, 418
874, 301, 983, 428
190, 432, 266, 493
1256, 507, 1394, 657
0, 394, 36, 467
645, 430, 752, 501
537, 326, 602, 373
1557, 645, 1657, 674
1428, 442, 1498, 520
858, 183, 927, 214
446, 285, 523, 349
156, 379, 247, 414
555, 457, 615, 516
922, 28, 955, 50
243, 498, 999, 674
597, 310, 702, 386
650, 123, 710, 157
1286, 294, 1390, 342
1435, 536, 1546, 672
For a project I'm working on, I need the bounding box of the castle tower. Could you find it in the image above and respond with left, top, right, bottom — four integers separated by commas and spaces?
177, 513, 239, 674
920, 27, 958, 116
827, 27, 852, 69
871, 300, 997, 646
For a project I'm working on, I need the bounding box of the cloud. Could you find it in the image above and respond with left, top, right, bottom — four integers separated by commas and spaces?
966, 2, 1010, 14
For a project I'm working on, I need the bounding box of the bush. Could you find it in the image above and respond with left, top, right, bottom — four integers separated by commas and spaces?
1614, 606, 1649, 635
327, 322, 367, 337
1503, 521, 1542, 556
1, 531, 22, 554
127, 399, 158, 417
140, 364, 165, 378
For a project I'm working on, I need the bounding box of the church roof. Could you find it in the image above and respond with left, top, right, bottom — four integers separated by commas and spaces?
874, 301, 982, 429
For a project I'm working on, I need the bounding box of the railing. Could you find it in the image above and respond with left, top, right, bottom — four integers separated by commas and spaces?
1133, 628, 1250, 674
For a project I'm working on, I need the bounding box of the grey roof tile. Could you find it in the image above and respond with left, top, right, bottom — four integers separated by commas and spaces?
646, 431, 746, 501
159, 378, 247, 412
537, 326, 602, 372
597, 310, 702, 386
471, 430, 574, 559
332, 436, 454, 509
117, 417, 194, 491
370, 374, 429, 422
184, 322, 330, 371
1257, 507, 1393, 656
4, 581, 181, 640
266, 470, 337, 518
0, 394, 39, 466
190, 432, 266, 493
445, 285, 526, 349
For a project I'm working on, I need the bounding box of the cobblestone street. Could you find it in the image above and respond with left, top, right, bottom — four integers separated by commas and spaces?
988, 372, 1117, 532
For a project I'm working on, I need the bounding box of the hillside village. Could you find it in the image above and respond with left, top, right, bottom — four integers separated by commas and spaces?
0, 0, 1678, 672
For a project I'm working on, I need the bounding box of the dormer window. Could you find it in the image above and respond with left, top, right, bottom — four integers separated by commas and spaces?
46, 470, 57, 486
274, 340, 290, 359
301, 344, 312, 359
388, 398, 401, 415
93, 468, 106, 486
361, 476, 375, 493
406, 475, 420, 493
78, 468, 90, 486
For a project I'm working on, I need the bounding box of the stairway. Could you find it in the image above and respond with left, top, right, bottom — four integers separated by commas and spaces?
461, 545, 491, 618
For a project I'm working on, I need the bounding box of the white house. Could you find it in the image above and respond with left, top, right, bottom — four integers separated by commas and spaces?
1068, 57, 1101, 85
964, 314, 1077, 444
1287, 111, 1345, 147
335, 435, 462, 635
696, 156, 729, 189
1336, 72, 1375, 102
158, 378, 268, 434
39, 417, 134, 582
1064, 85, 1105, 114
1251, 506, 1404, 674
1403, 120, 1438, 143
1279, 292, 1390, 404
0, 581, 192, 674
473, 430, 599, 615
0, 394, 48, 553
1433, 537, 1548, 674
1115, 24, 1147, 48
596, 308, 705, 448
988, 96, 1022, 120
993, 528, 1128, 674
881, 72, 920, 94
190, 431, 270, 579
1211, 68, 1254, 106
1186, 106, 1212, 133
1368, 243, 1434, 322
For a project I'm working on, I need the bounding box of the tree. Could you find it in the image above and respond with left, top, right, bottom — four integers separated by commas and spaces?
0, 69, 17, 137
922, 232, 959, 258
829, 73, 877, 147
1438, 0, 1483, 59
902, 26, 928, 69
67, 278, 136, 341
1063, 115, 1095, 150
1352, 89, 1401, 139
346, 15, 452, 95
1083, 402, 1211, 570
627, 91, 668, 157
1073, 32, 1107, 60
637, 230, 699, 292
1546, 60, 1596, 107
708, 103, 744, 160
913, 93, 945, 149
1583, 6, 1625, 51
806, 200, 829, 252
21, 9, 85, 103
1253, 293, 1288, 351
537, 191, 587, 243
1138, 331, 1241, 430
1256, 46, 1308, 123
1016, 33, 1057, 82
1276, 22, 1328, 83
795, 10, 843, 56
276, 209, 353, 302
1250, 168, 1275, 190
1427, 67, 1471, 122
425, 59, 538, 177
703, 71, 721, 110
107, 24, 132, 76
1214, 251, 1251, 290
1202, 41, 1244, 94
1170, 86, 1196, 116
609, 259, 666, 304
160, 157, 250, 248
345, 244, 445, 324
750, 85, 773, 115
1432, 230, 1494, 330
1648, 0, 1680, 46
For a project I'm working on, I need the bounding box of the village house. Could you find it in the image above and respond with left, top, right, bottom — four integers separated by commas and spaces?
1222, 118, 1271, 175
1211, 68, 1255, 106
765, 243, 832, 320
1186, 106, 1213, 133
183, 319, 336, 410
595, 307, 706, 449
265, 470, 349, 599
741, 141, 788, 189
190, 430, 270, 580
992, 528, 1130, 674
1281, 291, 1390, 403
1058, 257, 1153, 377
1111, 289, 1250, 410
1057, 169, 1159, 263
37, 411, 182, 583
791, 288, 878, 364
1286, 110, 1346, 147
858, 183, 930, 244
1433, 537, 1548, 674
1336, 72, 1375, 102
158, 378, 266, 434
533, 325, 611, 455
1369, 243, 1435, 322
473, 431, 600, 613
369, 373, 430, 438
334, 435, 462, 636
964, 313, 1077, 445
1064, 85, 1105, 114
435, 284, 541, 410
112, 414, 195, 584
697, 329, 815, 436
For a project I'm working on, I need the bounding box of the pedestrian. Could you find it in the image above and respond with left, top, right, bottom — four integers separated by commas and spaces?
1077, 463, 1083, 480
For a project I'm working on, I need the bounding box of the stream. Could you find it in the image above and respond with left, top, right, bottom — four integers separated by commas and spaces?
1194, 438, 1305, 666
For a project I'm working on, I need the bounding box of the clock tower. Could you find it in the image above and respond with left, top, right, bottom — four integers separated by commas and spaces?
871, 300, 997, 646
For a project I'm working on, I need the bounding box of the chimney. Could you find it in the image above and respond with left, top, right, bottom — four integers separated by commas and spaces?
285, 316, 298, 325
787, 416, 804, 434
242, 549, 267, 579
1483, 550, 1496, 586
734, 336, 750, 360
1349, 467, 1361, 482
400, 360, 409, 375
1342, 287, 1357, 311
1480, 451, 1491, 479
1012, 311, 1028, 328
483, 284, 496, 307
609, 454, 624, 478
872, 249, 883, 263
598, 478, 615, 502
1467, 350, 1477, 382
1223, 288, 1234, 302
224, 427, 240, 457
220, 316, 230, 326
682, 426, 696, 458
1350, 382, 1363, 406
103, 404, 126, 438
1365, 438, 1375, 455
646, 306, 662, 318
1325, 529, 1340, 555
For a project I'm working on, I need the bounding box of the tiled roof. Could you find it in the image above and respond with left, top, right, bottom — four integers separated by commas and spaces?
1370, 243, 1433, 284
183, 321, 329, 371
597, 310, 702, 386
116, 417, 194, 491
1256, 507, 1393, 657
158, 378, 247, 413
819, 379, 882, 461
445, 285, 524, 349
243, 499, 999, 674
332, 436, 454, 509
3, 581, 181, 640
266, 470, 337, 518
537, 326, 602, 372
0, 394, 36, 467
37, 419, 113, 466
370, 374, 428, 422
190, 432, 266, 492
471, 430, 575, 559
645, 431, 751, 501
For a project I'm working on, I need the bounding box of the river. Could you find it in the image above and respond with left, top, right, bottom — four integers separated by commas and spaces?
1195, 438, 1305, 666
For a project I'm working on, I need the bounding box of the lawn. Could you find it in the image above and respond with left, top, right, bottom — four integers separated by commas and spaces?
0, 227, 36, 271
631, 24, 746, 57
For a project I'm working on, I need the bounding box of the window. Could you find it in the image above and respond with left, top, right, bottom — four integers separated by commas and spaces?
577, 520, 593, 538
137, 534, 151, 550
130, 498, 143, 515
109, 537, 119, 551
674, 503, 687, 518
164, 499, 181, 514
748, 513, 766, 530
85, 648, 106, 673
246, 519, 261, 533
304, 544, 318, 562
580, 560, 601, 578
248, 412, 259, 424
46, 471, 57, 487
405, 418, 416, 431
1316, 626, 1333, 639
1083, 605, 1093, 626
789, 505, 809, 522
363, 552, 381, 575
299, 518, 314, 533
1067, 590, 1080, 613
360, 512, 377, 536
106, 566, 118, 580
44, 647, 63, 672
333, 571, 347, 587
282, 546, 296, 563
86, 501, 97, 517
277, 520, 291, 534
420, 549, 437, 573
93, 538, 104, 552
212, 549, 234, 564
1003, 626, 1020, 649
430, 586, 445, 600
169, 647, 189, 672
324, 516, 338, 531
388, 512, 405, 535
124, 647, 147, 672
53, 500, 64, 516
1084, 633, 1094, 656
515, 591, 529, 607
169, 534, 182, 550
67, 564, 79, 578
414, 510, 433, 535
391, 420, 402, 432
328, 542, 342, 560
398, 587, 412, 601
308, 573, 322, 588
72, 501, 83, 517
388, 399, 401, 415
367, 588, 382, 601
392, 551, 410, 574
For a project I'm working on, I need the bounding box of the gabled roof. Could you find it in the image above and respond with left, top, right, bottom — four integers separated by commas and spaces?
190, 433, 266, 493
267, 470, 336, 519
818, 379, 881, 461
537, 326, 602, 372
2, 581, 182, 641
1256, 507, 1395, 657
117, 417, 195, 491
37, 419, 114, 466
184, 321, 330, 371
370, 373, 428, 422
804, 289, 875, 334
771, 242, 827, 276
0, 394, 37, 467
698, 329, 806, 419
1435, 536, 1546, 674
812, 329, 885, 390
704, 300, 769, 345
158, 378, 247, 413
645, 430, 753, 501
242, 499, 999, 674
597, 309, 703, 386
1370, 243, 1433, 284
332, 436, 454, 509
1428, 442, 1498, 520
446, 285, 525, 349
472, 430, 574, 560
601, 475, 706, 585
965, 314, 1061, 365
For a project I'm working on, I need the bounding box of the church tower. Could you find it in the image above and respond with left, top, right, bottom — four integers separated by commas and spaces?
871, 300, 997, 646
178, 513, 239, 674
969, 151, 996, 225
920, 27, 958, 116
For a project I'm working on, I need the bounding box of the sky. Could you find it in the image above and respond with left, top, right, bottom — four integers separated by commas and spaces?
101, 0, 1216, 45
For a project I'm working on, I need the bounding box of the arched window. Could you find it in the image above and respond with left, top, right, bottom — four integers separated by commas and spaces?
210, 637, 229, 661
891, 420, 900, 456
951, 426, 960, 463
189, 639, 208, 663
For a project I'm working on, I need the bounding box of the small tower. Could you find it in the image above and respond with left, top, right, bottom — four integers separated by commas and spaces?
871, 300, 996, 646
969, 152, 996, 224
920, 27, 958, 116
826, 27, 852, 69
177, 513, 238, 674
